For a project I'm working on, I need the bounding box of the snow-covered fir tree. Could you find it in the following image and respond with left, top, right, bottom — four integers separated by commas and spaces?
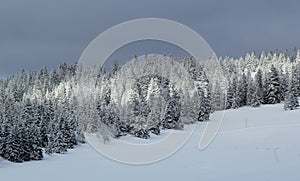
251, 69, 264, 107
162, 85, 182, 129
265, 65, 282, 104
284, 66, 299, 110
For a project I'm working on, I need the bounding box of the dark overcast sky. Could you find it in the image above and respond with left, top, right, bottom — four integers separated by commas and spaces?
1, 0, 300, 77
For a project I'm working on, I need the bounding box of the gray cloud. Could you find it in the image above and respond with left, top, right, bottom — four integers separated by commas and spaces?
1, 0, 300, 76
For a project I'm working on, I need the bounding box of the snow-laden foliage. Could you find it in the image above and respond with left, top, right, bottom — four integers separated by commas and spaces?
1, 49, 300, 163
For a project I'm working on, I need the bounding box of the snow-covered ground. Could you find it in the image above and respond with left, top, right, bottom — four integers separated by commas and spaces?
1, 103, 300, 181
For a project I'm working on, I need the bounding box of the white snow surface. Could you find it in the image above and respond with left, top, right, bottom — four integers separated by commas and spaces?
1, 103, 300, 181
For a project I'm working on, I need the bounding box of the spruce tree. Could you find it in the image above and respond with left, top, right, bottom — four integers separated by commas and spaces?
162, 86, 181, 129
265, 65, 281, 104
246, 72, 255, 106
196, 70, 211, 122
236, 73, 248, 107
226, 76, 237, 109
251, 69, 264, 107
284, 67, 299, 110
6, 124, 25, 163
146, 78, 162, 134
21, 98, 43, 160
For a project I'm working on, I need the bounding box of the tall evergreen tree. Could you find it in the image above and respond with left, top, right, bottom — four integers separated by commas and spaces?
284, 67, 299, 110
236, 73, 248, 107
196, 69, 211, 122
265, 65, 281, 104
146, 78, 162, 134
226, 76, 237, 109
162, 86, 181, 129
246, 72, 255, 106
21, 98, 43, 160
251, 69, 264, 107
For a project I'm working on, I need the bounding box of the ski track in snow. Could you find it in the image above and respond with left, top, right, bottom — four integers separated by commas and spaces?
1, 102, 300, 181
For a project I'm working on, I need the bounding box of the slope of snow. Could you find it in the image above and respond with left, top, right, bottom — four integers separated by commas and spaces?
1, 103, 300, 181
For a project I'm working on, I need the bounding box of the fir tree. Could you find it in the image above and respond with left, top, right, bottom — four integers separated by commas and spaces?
246, 72, 255, 106
236, 73, 248, 107
284, 67, 299, 110
21, 99, 43, 160
251, 69, 264, 107
226, 76, 237, 109
146, 78, 162, 134
265, 65, 281, 104
162, 86, 181, 129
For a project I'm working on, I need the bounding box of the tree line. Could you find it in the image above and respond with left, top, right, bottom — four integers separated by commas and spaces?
1, 49, 300, 163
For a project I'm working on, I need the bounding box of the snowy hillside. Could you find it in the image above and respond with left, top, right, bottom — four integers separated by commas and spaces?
1, 50, 300, 163
1, 102, 299, 181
